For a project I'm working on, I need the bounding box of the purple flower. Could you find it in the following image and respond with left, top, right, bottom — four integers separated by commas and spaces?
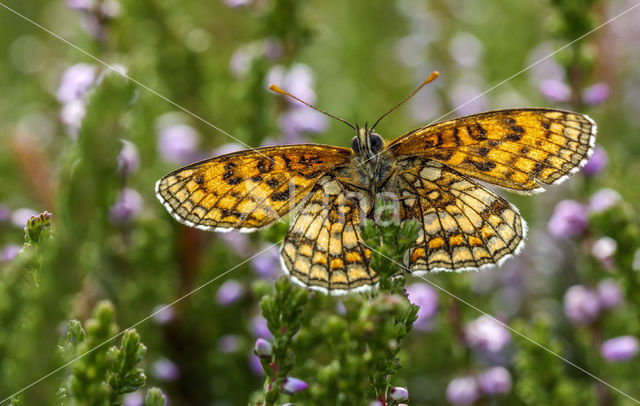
446, 376, 480, 405
450, 83, 488, 116
589, 188, 621, 213
601, 336, 638, 362
152, 358, 180, 381
367, 402, 383, 406
254, 338, 273, 358
547, 200, 589, 238
229, 43, 261, 78
583, 83, 611, 106
0, 205, 11, 223
267, 64, 317, 105
449, 32, 483, 68
563, 285, 601, 325
591, 237, 617, 269
151, 304, 176, 325
251, 315, 272, 339
464, 315, 511, 353
216, 280, 244, 306
157, 123, 200, 165
66, 0, 94, 11
224, 0, 251, 8
1, 244, 21, 263
251, 245, 280, 278
218, 334, 241, 353
249, 353, 265, 376
583, 146, 608, 176
390, 386, 409, 401
56, 63, 97, 104
597, 279, 623, 309
123, 391, 144, 406
280, 107, 327, 142
540, 79, 571, 103
282, 377, 308, 394
478, 366, 511, 395
10, 208, 38, 228
59, 100, 86, 133
218, 232, 250, 255
117, 140, 140, 176
406, 283, 438, 331
109, 188, 143, 224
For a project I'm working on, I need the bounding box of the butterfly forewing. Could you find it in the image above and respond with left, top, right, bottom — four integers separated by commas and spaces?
155, 145, 352, 231
388, 109, 596, 194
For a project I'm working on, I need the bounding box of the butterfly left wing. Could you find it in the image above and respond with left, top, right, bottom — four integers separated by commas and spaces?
395, 157, 526, 273
388, 109, 596, 194
156, 145, 352, 232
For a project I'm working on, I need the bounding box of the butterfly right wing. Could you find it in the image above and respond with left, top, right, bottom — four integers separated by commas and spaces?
155, 145, 352, 232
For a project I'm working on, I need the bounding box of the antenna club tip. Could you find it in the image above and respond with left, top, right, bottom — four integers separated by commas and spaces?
423, 71, 439, 84
268, 84, 285, 94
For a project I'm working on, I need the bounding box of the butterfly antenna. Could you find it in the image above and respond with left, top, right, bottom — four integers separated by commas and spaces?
269, 84, 355, 130
370, 71, 439, 131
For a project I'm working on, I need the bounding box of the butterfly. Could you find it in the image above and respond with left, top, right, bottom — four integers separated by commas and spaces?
155, 72, 596, 295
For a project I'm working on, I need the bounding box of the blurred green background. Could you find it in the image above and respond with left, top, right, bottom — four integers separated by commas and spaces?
1, 0, 639, 404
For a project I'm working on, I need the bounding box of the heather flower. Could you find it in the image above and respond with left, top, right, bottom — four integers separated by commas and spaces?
267, 64, 317, 105
406, 283, 438, 331
224, 0, 251, 8
280, 107, 327, 142
1, 244, 21, 263
109, 188, 143, 224
151, 304, 176, 325
117, 140, 140, 176
547, 200, 588, 238
367, 402, 383, 406
563, 285, 600, 325
152, 358, 180, 381
449, 32, 483, 68
59, 100, 86, 132
254, 338, 273, 358
540, 79, 571, 102
282, 377, 308, 394
591, 237, 617, 269
478, 366, 511, 395
218, 334, 241, 353
589, 188, 621, 213
450, 83, 488, 116
218, 232, 249, 255
157, 123, 200, 165
10, 208, 38, 228
464, 315, 511, 353
251, 245, 280, 278
390, 386, 409, 401
251, 315, 272, 339
583, 83, 611, 106
216, 280, 244, 306
123, 391, 144, 406
601, 336, 638, 362
229, 42, 262, 78
56, 63, 97, 104
446, 375, 480, 405
597, 279, 623, 309
249, 353, 264, 376
583, 146, 608, 176
66, 0, 94, 10
0, 205, 11, 223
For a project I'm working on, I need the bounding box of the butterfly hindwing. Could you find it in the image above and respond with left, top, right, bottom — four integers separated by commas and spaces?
281, 175, 378, 293
388, 109, 596, 194
394, 158, 526, 273
155, 145, 352, 231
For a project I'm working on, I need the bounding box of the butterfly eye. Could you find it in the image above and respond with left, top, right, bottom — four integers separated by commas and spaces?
351, 136, 361, 154
370, 133, 384, 152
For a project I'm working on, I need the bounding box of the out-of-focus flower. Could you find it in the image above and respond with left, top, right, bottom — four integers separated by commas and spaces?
151, 304, 176, 325
157, 123, 200, 165
591, 237, 617, 269
583, 83, 611, 106
478, 366, 511, 395
597, 279, 623, 309
109, 188, 143, 224
601, 336, 638, 362
633, 248, 640, 272
406, 283, 438, 331
0, 205, 11, 223
540, 79, 571, 102
449, 32, 483, 68
446, 375, 480, 405
218, 232, 250, 256
249, 353, 264, 376
548, 200, 589, 238
251, 245, 280, 278
218, 334, 241, 353
216, 280, 245, 306
66, 0, 94, 10
367, 402, 383, 406
254, 338, 273, 358
563, 285, 600, 325
263, 38, 283, 61
267, 64, 317, 105
450, 83, 488, 116
117, 140, 140, 176
251, 315, 272, 339
213, 142, 244, 157
10, 208, 38, 228
589, 188, 621, 213
390, 386, 409, 402
583, 146, 608, 177
1, 244, 21, 263
224, 0, 251, 8
527, 43, 566, 84
56, 63, 97, 104
229, 42, 262, 78
152, 358, 180, 381
280, 107, 327, 142
123, 391, 144, 406
464, 315, 511, 353
59, 100, 86, 132
282, 377, 308, 394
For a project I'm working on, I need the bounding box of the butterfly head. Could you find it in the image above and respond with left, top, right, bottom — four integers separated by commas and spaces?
351, 123, 384, 159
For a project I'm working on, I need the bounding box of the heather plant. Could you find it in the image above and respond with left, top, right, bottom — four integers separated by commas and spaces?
1, 0, 640, 405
